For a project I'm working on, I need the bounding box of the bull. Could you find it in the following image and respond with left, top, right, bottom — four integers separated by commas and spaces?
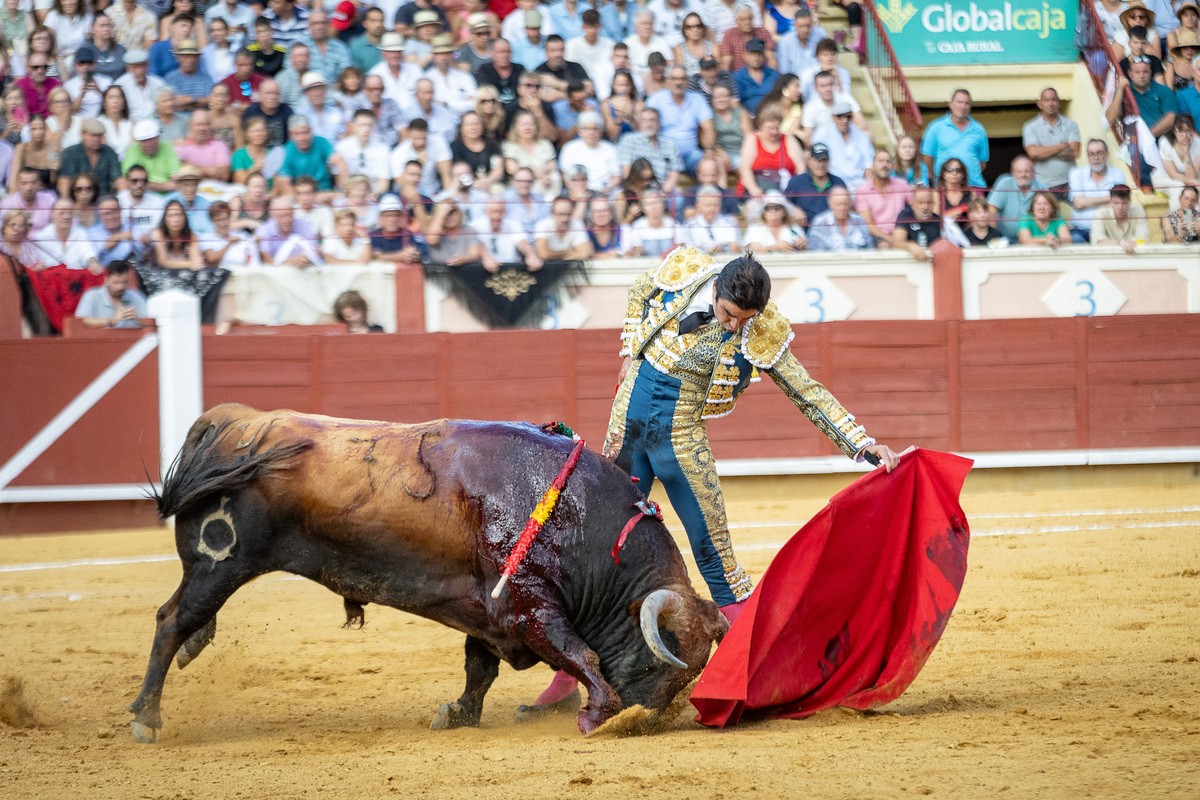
128, 404, 729, 742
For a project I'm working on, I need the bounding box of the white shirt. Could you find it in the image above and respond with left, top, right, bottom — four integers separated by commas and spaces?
590, 61, 645, 100
799, 63, 852, 98
202, 44, 238, 84
397, 100, 458, 145
389, 136, 452, 197
376, 0, 406, 30
206, 2, 256, 48
623, 34, 673, 76
42, 10, 93, 57
322, 234, 371, 261
683, 214, 741, 252
198, 230, 260, 267
423, 65, 478, 118
558, 139, 620, 193
117, 189, 166, 235
100, 116, 134, 159
624, 217, 677, 256
565, 35, 616, 80
812, 123, 875, 192
501, 3, 555, 44
368, 61, 422, 107
295, 100, 346, 143
535, 216, 589, 252
115, 73, 166, 122
64, 74, 114, 120
742, 222, 805, 248
1067, 164, 1125, 229
801, 91, 861, 131
647, 0, 699, 47
336, 137, 393, 183
33, 223, 98, 269
295, 205, 336, 239
477, 216, 530, 263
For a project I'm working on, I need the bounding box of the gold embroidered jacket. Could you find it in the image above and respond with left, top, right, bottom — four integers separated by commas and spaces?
618, 248, 875, 458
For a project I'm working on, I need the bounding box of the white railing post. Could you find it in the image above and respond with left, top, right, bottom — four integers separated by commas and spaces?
148, 289, 203, 473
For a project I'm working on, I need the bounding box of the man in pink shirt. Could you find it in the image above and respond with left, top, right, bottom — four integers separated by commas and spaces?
855, 149, 913, 248
172, 110, 232, 182
15, 53, 61, 116
0, 167, 58, 232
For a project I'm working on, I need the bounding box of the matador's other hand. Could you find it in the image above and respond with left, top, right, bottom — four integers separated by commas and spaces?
864, 443, 901, 473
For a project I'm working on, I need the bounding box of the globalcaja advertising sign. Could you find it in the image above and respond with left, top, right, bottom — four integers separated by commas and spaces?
874, 0, 1077, 65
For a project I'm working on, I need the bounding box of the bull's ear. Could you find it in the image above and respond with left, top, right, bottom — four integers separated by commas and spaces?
628, 599, 644, 619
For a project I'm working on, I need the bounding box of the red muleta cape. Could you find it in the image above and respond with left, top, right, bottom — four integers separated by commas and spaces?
690, 448, 972, 727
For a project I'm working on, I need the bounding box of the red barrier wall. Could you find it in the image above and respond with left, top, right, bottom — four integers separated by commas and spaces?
4, 315, 1200, 534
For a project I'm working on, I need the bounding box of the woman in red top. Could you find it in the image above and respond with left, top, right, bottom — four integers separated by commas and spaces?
938, 157, 984, 229
737, 105, 805, 199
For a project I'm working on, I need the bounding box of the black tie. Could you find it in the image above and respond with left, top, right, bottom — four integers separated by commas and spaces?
678, 306, 714, 334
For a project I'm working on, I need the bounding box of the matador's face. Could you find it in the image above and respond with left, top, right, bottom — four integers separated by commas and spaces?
713, 285, 758, 334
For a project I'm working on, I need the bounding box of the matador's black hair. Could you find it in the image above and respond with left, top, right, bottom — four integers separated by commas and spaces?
715, 251, 771, 313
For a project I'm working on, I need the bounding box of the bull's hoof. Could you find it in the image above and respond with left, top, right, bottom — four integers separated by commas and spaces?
513, 689, 582, 724
431, 702, 479, 731
130, 721, 161, 744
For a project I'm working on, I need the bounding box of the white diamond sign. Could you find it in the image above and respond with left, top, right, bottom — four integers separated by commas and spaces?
1040, 267, 1127, 317
774, 274, 857, 323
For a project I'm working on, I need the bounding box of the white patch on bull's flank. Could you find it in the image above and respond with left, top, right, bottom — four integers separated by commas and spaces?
197, 497, 237, 562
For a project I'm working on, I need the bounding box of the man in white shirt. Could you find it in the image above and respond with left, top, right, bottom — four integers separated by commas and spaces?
565, 9, 615, 80
683, 186, 740, 253
65, 45, 114, 119
389, 118, 452, 198
294, 71, 346, 143
1068, 138, 1125, 244
399, 78, 458, 145
811, 102, 874, 194
800, 71, 866, 145
623, 10, 672, 76
33, 199, 101, 270
647, 0, 698, 48
115, 49, 166, 122
535, 196, 593, 260
337, 109, 393, 194
368, 32, 420, 106
424, 34, 478, 118
479, 196, 542, 269
502, 0, 554, 44
798, 38, 851, 98
116, 164, 165, 241
558, 110, 621, 193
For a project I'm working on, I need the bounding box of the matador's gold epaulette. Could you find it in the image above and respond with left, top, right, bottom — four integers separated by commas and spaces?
740, 302, 794, 369
653, 247, 722, 292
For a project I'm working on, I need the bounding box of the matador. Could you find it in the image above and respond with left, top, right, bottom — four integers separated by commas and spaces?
521, 248, 900, 719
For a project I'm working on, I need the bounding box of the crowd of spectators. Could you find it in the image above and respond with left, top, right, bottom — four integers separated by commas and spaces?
0, 0, 1193, 332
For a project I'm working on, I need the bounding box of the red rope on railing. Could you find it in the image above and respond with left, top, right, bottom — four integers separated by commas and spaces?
861, 0, 924, 141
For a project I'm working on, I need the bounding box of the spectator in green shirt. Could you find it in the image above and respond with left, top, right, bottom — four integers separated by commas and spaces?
272, 115, 346, 196
121, 120, 182, 193
1017, 191, 1071, 248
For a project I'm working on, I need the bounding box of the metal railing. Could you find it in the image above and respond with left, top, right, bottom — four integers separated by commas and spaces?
1077, 0, 1143, 184
860, 0, 924, 142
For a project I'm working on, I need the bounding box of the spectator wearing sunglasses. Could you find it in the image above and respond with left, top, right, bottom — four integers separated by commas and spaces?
1118, 26, 1166, 85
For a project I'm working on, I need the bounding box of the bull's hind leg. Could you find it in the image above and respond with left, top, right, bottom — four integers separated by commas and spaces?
127, 561, 253, 743
431, 636, 500, 730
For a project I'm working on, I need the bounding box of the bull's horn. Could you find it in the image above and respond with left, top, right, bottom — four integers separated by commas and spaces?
639, 590, 688, 669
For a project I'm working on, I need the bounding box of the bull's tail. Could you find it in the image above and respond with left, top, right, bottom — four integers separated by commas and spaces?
154, 417, 314, 520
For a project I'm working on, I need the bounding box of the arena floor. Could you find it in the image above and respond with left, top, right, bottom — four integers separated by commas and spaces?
1, 463, 1198, 799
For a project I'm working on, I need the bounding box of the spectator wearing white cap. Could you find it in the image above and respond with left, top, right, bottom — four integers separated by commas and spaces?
121, 120, 182, 192
369, 32, 420, 105
115, 49, 165, 122
295, 71, 346, 142
742, 189, 807, 251
811, 100, 874, 194
65, 45, 114, 119
370, 193, 429, 264
425, 33, 478, 117
800, 70, 865, 147
682, 186, 740, 253
557, 110, 620, 193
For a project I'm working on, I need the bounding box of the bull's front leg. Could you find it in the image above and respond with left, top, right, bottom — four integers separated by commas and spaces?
431, 636, 500, 730
519, 612, 621, 735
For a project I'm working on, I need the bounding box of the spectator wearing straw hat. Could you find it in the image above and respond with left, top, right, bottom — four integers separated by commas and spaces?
164, 38, 214, 112
295, 71, 345, 143
425, 33, 478, 117
58, 118, 122, 197
369, 32, 419, 105
1113, 1, 1160, 61
163, 164, 214, 233
1168, 1, 1200, 54
1166, 29, 1200, 91
406, 9, 444, 68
